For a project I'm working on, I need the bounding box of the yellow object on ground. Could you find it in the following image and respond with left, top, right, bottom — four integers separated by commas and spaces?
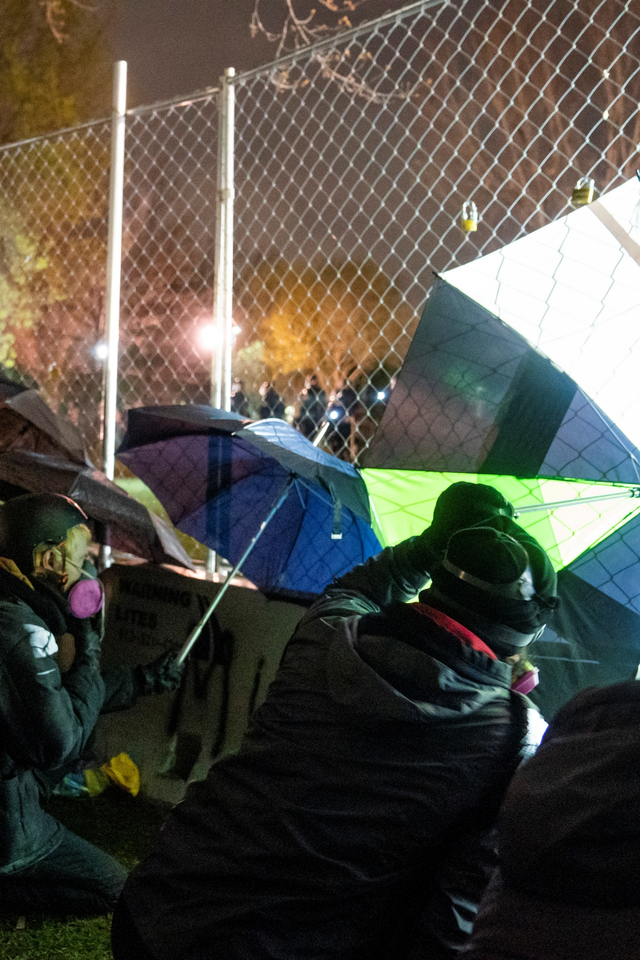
85, 752, 140, 797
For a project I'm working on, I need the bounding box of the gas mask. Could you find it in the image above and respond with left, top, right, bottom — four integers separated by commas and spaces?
511, 660, 540, 695
62, 554, 104, 618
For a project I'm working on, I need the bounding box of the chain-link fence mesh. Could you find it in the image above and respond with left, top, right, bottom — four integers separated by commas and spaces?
1, 0, 639, 465
0, 0, 639, 520
231, 0, 640, 462
118, 93, 219, 429
0, 120, 110, 462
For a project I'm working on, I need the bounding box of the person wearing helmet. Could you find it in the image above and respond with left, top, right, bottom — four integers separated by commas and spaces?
112, 481, 558, 960
0, 493, 183, 917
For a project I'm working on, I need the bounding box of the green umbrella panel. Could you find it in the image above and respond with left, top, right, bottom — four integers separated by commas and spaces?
361, 469, 640, 572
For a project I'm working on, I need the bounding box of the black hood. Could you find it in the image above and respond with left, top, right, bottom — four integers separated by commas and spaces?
326, 601, 512, 724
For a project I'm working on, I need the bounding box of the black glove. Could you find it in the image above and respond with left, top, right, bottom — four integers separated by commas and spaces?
67, 614, 102, 664
135, 650, 185, 696
414, 482, 514, 568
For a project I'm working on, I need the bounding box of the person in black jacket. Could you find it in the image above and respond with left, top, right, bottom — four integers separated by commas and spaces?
0, 493, 183, 917
112, 482, 558, 960
258, 381, 286, 420
463, 679, 640, 960
295, 373, 327, 438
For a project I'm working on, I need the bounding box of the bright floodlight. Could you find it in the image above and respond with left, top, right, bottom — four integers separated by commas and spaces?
94, 342, 108, 360
198, 324, 217, 351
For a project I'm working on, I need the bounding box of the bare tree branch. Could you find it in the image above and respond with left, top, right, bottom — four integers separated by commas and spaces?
250, 0, 413, 103
41, 0, 98, 43
251, 0, 373, 56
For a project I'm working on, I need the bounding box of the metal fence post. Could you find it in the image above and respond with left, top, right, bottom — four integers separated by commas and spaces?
103, 61, 127, 479
208, 68, 235, 578
212, 67, 236, 411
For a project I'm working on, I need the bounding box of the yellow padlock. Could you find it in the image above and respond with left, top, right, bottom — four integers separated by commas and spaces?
571, 177, 595, 206
460, 200, 478, 232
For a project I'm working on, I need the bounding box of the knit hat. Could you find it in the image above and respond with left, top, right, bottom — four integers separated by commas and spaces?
414, 481, 515, 570
431, 482, 514, 546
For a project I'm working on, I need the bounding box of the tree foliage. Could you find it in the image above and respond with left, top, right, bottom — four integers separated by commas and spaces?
0, 201, 49, 365
239, 257, 414, 389
0, 0, 111, 145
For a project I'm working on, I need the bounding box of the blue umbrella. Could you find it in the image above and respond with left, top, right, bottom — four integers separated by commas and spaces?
117, 405, 381, 604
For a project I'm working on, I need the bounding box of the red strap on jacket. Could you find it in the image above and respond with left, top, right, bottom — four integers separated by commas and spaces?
410, 603, 497, 660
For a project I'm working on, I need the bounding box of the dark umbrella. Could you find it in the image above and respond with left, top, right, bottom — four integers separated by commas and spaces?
0, 389, 89, 465
0, 365, 33, 398
0, 449, 193, 569
117, 403, 380, 603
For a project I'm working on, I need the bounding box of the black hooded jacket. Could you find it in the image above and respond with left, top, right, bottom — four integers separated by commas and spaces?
0, 564, 136, 872
117, 538, 541, 960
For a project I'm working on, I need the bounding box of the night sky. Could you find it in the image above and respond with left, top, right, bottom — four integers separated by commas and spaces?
109, 0, 399, 108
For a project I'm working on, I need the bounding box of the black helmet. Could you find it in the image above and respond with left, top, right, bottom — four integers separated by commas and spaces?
0, 493, 89, 576
426, 521, 558, 652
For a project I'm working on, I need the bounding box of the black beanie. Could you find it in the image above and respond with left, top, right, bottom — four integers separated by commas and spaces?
413, 481, 516, 572
427, 482, 514, 554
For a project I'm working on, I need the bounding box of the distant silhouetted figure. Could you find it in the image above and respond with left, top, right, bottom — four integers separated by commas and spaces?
294, 374, 326, 438
326, 380, 363, 460
258, 382, 286, 420
230, 378, 250, 418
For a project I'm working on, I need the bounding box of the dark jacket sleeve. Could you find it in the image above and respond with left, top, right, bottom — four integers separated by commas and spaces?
407, 825, 500, 960
0, 599, 105, 772
298, 537, 431, 627
100, 665, 138, 713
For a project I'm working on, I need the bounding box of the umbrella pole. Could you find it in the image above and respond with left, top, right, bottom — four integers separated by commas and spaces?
312, 421, 330, 447
515, 487, 640, 515
175, 478, 294, 666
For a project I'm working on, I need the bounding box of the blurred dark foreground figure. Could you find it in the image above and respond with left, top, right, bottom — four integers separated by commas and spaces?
464, 679, 640, 960
112, 482, 558, 960
0, 493, 184, 917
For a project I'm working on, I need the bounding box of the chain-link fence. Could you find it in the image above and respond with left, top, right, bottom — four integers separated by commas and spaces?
119, 92, 220, 423
231, 0, 640, 461
1, 0, 640, 470
0, 120, 110, 462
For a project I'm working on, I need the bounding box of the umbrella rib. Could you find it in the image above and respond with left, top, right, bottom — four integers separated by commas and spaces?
272, 476, 307, 582
294, 478, 306, 509
516, 487, 640, 514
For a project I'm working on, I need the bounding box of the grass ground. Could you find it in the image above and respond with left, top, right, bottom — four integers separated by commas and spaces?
0, 789, 167, 960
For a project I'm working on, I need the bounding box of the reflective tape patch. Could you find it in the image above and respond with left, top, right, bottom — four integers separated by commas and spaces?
25, 625, 58, 659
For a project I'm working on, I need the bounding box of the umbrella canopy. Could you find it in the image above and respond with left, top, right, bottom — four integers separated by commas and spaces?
0, 449, 193, 569
362, 276, 640, 719
441, 174, 640, 455
0, 389, 89, 465
117, 405, 381, 599
0, 365, 33, 399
